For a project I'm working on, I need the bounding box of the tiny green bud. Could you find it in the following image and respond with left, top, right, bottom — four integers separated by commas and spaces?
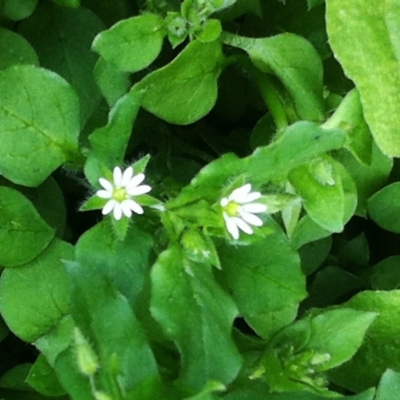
74, 328, 99, 377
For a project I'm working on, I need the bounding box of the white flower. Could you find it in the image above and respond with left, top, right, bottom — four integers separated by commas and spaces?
96, 166, 151, 220
220, 183, 267, 240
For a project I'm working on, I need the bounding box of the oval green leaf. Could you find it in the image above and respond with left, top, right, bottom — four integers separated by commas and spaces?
0, 65, 80, 187
0, 186, 55, 267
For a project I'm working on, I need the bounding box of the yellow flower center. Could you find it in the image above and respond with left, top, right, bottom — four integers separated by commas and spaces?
225, 201, 240, 217
113, 187, 128, 202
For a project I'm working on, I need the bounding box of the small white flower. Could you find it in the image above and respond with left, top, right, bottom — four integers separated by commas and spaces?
96, 166, 151, 220
220, 183, 267, 240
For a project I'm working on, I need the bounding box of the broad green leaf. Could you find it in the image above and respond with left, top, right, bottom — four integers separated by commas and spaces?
93, 58, 131, 106
248, 122, 346, 184
370, 256, 400, 290
335, 144, 392, 217
368, 183, 400, 233
298, 236, 332, 276
27, 355, 65, 397
150, 247, 242, 392
290, 215, 331, 249
289, 157, 356, 233
217, 218, 306, 339
0, 28, 38, 69
66, 260, 162, 398
0, 239, 72, 342
171, 122, 345, 209
135, 40, 226, 125
329, 291, 400, 392
0, 0, 37, 20
0, 65, 80, 187
75, 220, 154, 304
85, 89, 143, 184
19, 3, 104, 125
326, 0, 400, 156
92, 13, 165, 73
223, 32, 325, 121
301, 309, 376, 371
0, 316, 8, 343
0, 186, 54, 267
375, 369, 400, 400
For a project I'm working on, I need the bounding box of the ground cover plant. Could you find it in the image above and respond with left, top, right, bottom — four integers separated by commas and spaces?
2, 0, 400, 399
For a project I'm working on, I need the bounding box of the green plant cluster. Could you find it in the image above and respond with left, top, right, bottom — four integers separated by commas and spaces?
1, 0, 400, 399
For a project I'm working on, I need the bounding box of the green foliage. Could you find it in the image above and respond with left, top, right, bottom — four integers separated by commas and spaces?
1, 0, 400, 399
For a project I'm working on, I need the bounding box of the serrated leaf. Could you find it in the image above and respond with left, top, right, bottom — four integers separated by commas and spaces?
92, 13, 165, 73
0, 65, 80, 186
135, 40, 225, 125
150, 247, 242, 392
326, 0, 400, 156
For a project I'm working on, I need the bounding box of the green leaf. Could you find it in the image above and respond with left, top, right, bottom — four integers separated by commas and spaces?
67, 260, 162, 398
326, 0, 400, 156
368, 183, 400, 233
93, 58, 131, 107
307, 0, 324, 10
290, 216, 331, 249
223, 32, 325, 121
0, 239, 72, 342
196, 19, 222, 43
335, 144, 392, 217
370, 256, 400, 290
75, 220, 154, 304
27, 355, 65, 397
0, 364, 31, 391
217, 218, 306, 339
329, 291, 400, 392
135, 40, 225, 125
248, 122, 346, 184
19, 3, 104, 125
150, 247, 242, 392
0, 0, 37, 20
92, 13, 165, 73
375, 369, 400, 400
289, 159, 345, 232
86, 89, 143, 182
0, 186, 55, 267
0, 65, 80, 187
0, 28, 38, 69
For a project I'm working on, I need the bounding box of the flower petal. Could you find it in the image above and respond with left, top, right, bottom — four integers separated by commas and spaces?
126, 173, 145, 191
123, 199, 144, 215
220, 197, 229, 207
113, 203, 123, 220
96, 189, 112, 199
99, 178, 113, 192
121, 201, 133, 218
102, 199, 117, 215
113, 167, 123, 186
237, 191, 261, 204
121, 166, 134, 186
241, 203, 267, 213
229, 184, 251, 202
239, 211, 263, 227
223, 212, 239, 240
233, 216, 253, 235
128, 184, 152, 196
